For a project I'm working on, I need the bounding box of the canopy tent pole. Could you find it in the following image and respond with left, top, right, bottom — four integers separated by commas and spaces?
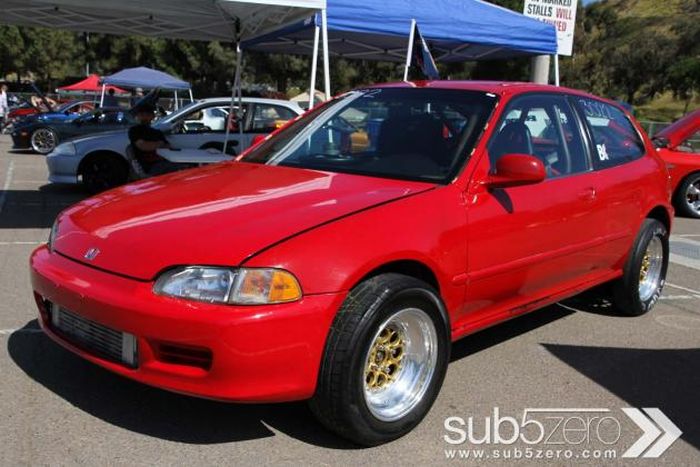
553, 55, 560, 87
530, 55, 550, 84
99, 83, 106, 107
174, 91, 179, 110
188, 89, 194, 103
237, 48, 244, 138
308, 24, 320, 108
321, 8, 331, 101
223, 42, 243, 155
403, 19, 417, 82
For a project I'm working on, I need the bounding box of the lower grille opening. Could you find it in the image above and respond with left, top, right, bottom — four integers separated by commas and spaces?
47, 302, 138, 368
154, 342, 213, 370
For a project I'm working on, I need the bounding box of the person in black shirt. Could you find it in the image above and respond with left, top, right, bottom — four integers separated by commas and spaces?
128, 103, 180, 175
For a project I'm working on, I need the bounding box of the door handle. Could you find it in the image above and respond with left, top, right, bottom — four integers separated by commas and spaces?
578, 187, 597, 202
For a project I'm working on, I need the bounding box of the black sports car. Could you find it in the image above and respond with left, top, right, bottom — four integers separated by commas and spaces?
11, 107, 134, 154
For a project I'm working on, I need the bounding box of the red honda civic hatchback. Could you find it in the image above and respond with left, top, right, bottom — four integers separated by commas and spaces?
31, 82, 673, 446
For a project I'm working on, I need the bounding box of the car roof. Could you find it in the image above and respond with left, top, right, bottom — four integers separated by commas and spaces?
196, 96, 302, 108
371, 80, 612, 102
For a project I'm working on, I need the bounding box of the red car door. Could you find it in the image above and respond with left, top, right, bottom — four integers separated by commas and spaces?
458, 93, 608, 329
573, 97, 657, 264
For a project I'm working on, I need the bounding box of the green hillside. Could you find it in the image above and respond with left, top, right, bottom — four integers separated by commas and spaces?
607, 0, 688, 18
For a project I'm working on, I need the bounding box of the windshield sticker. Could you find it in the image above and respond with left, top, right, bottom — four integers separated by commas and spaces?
597, 143, 610, 161
579, 99, 615, 119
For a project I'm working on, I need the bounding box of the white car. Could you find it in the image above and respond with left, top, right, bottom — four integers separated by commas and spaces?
46, 97, 303, 192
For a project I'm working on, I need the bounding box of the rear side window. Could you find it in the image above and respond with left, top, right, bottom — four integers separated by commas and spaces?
576, 98, 646, 168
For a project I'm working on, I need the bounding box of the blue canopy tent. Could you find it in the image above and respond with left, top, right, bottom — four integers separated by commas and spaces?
103, 67, 191, 90
100, 67, 192, 109
242, 0, 558, 104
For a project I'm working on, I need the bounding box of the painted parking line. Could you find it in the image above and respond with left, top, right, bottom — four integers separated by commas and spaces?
660, 295, 699, 301
669, 236, 700, 271
0, 160, 15, 214
0, 328, 42, 336
0, 241, 43, 246
666, 282, 700, 298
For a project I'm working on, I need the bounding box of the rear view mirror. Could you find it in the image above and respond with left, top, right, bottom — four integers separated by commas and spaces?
652, 137, 669, 149
485, 154, 546, 189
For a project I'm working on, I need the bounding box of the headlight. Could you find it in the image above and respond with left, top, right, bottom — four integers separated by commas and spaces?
153, 267, 302, 305
47, 219, 59, 253
52, 142, 76, 156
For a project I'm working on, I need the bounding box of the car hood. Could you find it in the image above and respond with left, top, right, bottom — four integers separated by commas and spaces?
656, 109, 700, 148
54, 162, 434, 280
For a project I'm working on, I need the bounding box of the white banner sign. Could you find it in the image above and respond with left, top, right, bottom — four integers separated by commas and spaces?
523, 0, 578, 56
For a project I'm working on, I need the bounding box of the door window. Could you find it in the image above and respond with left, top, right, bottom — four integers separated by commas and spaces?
575, 97, 645, 167
488, 95, 590, 178
250, 104, 298, 133
99, 110, 129, 124
178, 105, 236, 134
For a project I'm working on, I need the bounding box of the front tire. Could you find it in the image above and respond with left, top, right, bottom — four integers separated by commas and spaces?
30, 127, 57, 154
613, 219, 669, 316
674, 173, 700, 219
310, 273, 449, 446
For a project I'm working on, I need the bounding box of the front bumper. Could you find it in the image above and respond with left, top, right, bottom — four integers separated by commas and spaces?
11, 129, 31, 149
30, 245, 344, 402
46, 152, 80, 184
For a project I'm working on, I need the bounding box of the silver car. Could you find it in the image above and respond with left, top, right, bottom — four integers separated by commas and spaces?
47, 97, 303, 192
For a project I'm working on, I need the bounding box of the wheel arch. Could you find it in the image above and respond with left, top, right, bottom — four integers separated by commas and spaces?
78, 150, 128, 176
646, 205, 672, 232
358, 259, 441, 293
353, 259, 451, 334
674, 170, 700, 197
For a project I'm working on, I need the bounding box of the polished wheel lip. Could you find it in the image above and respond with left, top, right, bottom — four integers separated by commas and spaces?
686, 180, 700, 214
362, 307, 438, 423
31, 128, 56, 153
639, 235, 664, 302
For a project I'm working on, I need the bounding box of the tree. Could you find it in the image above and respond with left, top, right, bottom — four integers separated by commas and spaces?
0, 26, 25, 81
668, 57, 700, 113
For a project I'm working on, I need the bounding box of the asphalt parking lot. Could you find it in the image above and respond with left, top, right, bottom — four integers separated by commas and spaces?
0, 134, 698, 466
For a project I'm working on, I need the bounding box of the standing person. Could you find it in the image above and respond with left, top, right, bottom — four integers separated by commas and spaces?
0, 85, 8, 130
128, 102, 181, 176
102, 88, 119, 108
130, 87, 144, 107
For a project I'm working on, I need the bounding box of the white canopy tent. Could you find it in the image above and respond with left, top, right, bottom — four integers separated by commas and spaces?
1, 0, 330, 152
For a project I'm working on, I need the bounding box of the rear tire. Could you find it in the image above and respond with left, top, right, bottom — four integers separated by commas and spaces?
310, 273, 449, 446
674, 173, 700, 219
80, 155, 129, 194
612, 219, 669, 316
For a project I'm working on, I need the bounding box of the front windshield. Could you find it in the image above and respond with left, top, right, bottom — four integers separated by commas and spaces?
242, 88, 497, 183
159, 100, 204, 125
56, 101, 78, 113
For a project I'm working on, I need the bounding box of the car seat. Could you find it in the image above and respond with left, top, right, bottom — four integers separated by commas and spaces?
377, 114, 449, 165
489, 121, 534, 164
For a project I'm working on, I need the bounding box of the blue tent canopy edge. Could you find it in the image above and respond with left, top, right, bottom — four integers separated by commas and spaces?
242, 0, 557, 61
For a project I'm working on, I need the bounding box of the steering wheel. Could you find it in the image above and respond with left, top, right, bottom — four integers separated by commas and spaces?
324, 116, 361, 134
